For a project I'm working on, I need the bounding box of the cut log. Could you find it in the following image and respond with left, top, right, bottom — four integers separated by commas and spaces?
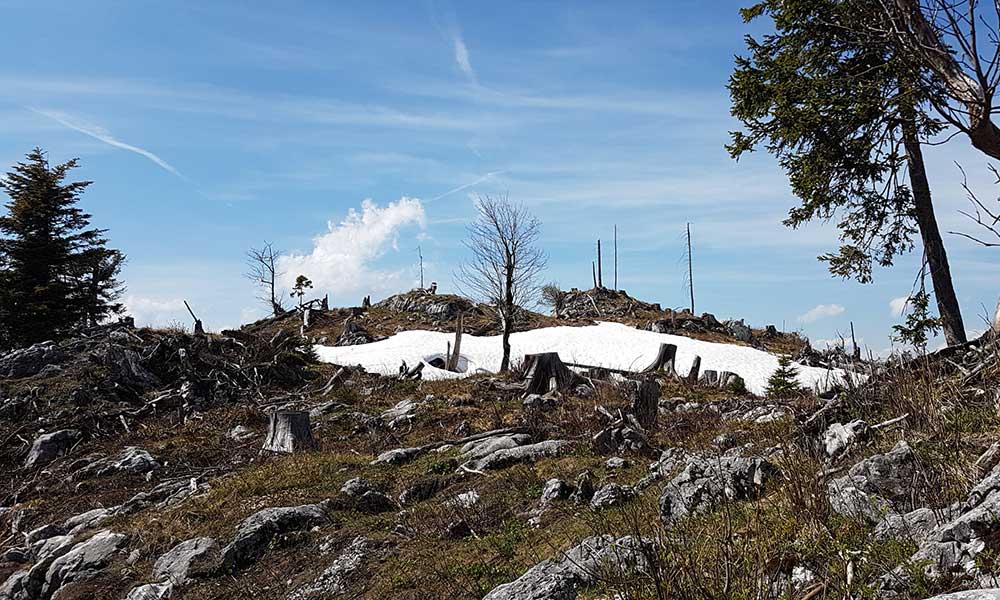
262, 411, 318, 454
685, 355, 701, 385
698, 370, 719, 386
523, 353, 584, 395
625, 379, 660, 430
642, 343, 677, 375
401, 362, 424, 380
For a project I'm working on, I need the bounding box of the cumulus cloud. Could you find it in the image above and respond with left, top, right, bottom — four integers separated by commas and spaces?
798, 303, 845, 323
123, 295, 188, 328
889, 296, 909, 317
278, 197, 426, 300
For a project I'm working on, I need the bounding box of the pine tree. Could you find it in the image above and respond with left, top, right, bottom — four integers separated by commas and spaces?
0, 148, 126, 347
765, 355, 803, 399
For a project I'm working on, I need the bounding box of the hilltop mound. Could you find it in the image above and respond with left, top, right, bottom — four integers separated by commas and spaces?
1, 312, 998, 599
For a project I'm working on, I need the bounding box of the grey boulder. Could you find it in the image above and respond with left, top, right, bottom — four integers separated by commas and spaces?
464, 440, 572, 472
288, 536, 375, 600
660, 455, 777, 524
220, 502, 328, 570
24, 430, 81, 469
482, 535, 649, 600
153, 536, 219, 585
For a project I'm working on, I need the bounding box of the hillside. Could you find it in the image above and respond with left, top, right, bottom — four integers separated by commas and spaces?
0, 295, 996, 600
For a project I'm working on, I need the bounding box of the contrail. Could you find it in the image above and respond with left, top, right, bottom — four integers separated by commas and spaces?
31, 107, 185, 179
429, 170, 506, 202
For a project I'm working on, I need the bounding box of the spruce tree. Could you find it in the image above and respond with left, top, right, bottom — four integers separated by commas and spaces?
765, 355, 803, 399
0, 148, 126, 347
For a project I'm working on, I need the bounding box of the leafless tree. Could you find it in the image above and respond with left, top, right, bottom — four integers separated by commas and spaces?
878, 0, 1000, 159
952, 164, 1000, 336
456, 195, 547, 372
245, 241, 286, 316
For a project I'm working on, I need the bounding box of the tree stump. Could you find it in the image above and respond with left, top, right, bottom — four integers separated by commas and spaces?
642, 343, 677, 375
262, 411, 318, 454
685, 355, 701, 385
625, 379, 660, 430
698, 370, 719, 386
523, 353, 584, 395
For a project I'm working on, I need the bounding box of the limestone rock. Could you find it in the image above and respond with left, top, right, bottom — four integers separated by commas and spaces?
288, 537, 375, 599
24, 430, 81, 469
482, 535, 649, 600
220, 502, 328, 571
660, 455, 777, 524
153, 537, 219, 585
463, 440, 572, 472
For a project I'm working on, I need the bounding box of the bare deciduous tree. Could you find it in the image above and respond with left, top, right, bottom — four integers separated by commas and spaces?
245, 241, 286, 316
456, 195, 546, 373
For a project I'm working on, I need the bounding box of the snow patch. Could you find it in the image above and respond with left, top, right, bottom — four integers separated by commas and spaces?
315, 322, 843, 395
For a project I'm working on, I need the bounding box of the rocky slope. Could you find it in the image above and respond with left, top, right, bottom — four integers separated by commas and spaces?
0, 297, 997, 599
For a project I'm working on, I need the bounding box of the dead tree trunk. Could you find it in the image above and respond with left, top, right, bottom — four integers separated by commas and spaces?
625, 379, 659, 430
447, 313, 464, 371
642, 343, 677, 375
686, 355, 701, 385
523, 352, 584, 395
597, 239, 603, 288
262, 411, 317, 453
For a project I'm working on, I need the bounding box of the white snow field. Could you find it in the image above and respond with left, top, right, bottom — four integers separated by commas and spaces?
314, 321, 844, 396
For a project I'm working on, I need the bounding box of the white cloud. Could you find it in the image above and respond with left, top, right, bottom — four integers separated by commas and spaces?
453, 34, 476, 82
798, 303, 845, 323
123, 295, 188, 328
30, 107, 185, 178
889, 296, 909, 317
278, 197, 426, 300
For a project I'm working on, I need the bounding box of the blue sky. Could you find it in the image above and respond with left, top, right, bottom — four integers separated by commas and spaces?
2, 0, 999, 353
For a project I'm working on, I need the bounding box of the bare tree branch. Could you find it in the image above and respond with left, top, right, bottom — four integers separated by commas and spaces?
455, 194, 546, 372
245, 241, 286, 316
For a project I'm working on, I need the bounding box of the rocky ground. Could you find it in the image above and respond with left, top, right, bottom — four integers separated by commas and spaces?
1, 291, 998, 600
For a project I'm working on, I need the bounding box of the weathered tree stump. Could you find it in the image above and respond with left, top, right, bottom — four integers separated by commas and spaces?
642, 343, 677, 375
698, 370, 719, 386
523, 353, 584, 395
625, 379, 660, 430
262, 410, 318, 454
447, 313, 464, 371
685, 355, 701, 385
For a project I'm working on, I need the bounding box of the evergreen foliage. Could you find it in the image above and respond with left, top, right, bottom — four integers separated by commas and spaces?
765, 355, 803, 399
729, 0, 941, 282
0, 148, 126, 348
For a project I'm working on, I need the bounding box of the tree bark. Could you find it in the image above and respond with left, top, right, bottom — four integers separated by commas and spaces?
902, 116, 968, 345
890, 0, 1000, 160
626, 379, 659, 430
523, 352, 584, 395
262, 411, 317, 454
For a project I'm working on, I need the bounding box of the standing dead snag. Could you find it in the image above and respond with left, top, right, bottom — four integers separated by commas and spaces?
262, 410, 317, 453
456, 194, 546, 373
245, 242, 286, 316
447, 312, 464, 371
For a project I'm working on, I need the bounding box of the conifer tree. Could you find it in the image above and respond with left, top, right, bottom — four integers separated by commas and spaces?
765, 355, 803, 399
0, 148, 126, 347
